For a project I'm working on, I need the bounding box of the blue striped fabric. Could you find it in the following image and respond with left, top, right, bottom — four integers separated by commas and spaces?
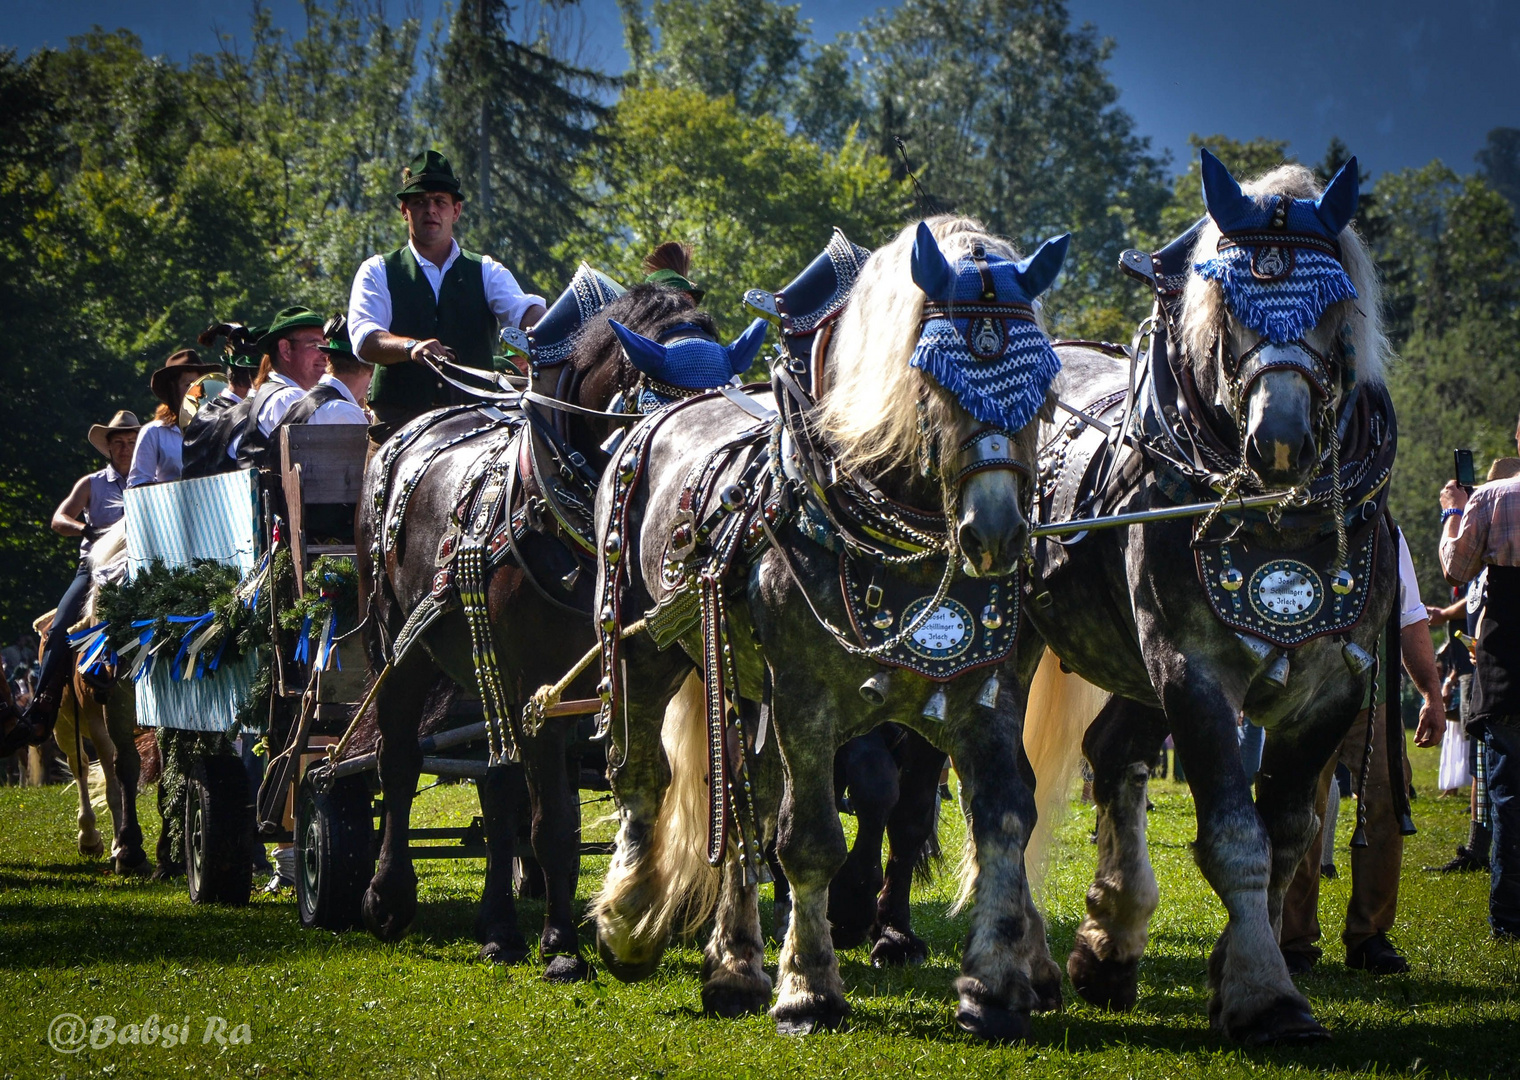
123, 471, 262, 732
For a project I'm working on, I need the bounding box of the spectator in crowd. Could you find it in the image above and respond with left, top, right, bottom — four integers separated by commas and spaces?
1428, 456, 1520, 873
1280, 528, 1445, 974
1440, 433, 1520, 941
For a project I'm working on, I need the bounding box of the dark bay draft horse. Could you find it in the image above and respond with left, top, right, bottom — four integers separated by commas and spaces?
356, 258, 754, 980
1021, 152, 1398, 1043
590, 216, 1071, 1040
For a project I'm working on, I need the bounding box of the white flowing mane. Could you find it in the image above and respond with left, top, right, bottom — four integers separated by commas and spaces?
1179, 163, 1387, 386
817, 215, 1045, 473
82, 520, 130, 623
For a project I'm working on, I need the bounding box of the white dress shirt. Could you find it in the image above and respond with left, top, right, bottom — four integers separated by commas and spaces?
346, 239, 544, 356
308, 374, 370, 426
126, 419, 183, 488
227, 371, 305, 460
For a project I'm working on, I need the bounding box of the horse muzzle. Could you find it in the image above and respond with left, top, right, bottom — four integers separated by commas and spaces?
952, 429, 1031, 578
1243, 366, 1320, 489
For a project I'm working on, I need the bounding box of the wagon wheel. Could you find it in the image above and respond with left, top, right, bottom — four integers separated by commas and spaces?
184, 756, 254, 906
295, 772, 375, 930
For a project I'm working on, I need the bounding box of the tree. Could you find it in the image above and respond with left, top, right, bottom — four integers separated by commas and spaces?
855, 0, 1169, 342
1477, 127, 1520, 214
641, 0, 807, 118
430, 0, 613, 289
562, 86, 910, 337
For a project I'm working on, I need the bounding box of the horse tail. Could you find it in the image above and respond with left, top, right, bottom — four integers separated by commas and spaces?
1022, 647, 1108, 893
950, 649, 1106, 912
593, 670, 721, 950
646, 669, 721, 937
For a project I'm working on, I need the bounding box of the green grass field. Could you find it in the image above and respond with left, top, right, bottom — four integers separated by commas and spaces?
2, 741, 1516, 1080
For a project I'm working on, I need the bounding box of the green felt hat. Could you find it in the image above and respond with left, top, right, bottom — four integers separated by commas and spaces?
318, 313, 368, 364
256, 306, 326, 354
645, 268, 705, 304
396, 150, 462, 201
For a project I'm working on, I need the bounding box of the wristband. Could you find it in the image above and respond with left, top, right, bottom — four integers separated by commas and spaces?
1441, 508, 1463, 523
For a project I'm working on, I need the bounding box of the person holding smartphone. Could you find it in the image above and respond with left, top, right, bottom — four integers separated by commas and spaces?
1441, 423, 1520, 941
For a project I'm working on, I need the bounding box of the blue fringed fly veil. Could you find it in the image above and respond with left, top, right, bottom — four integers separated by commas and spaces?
1192, 148, 1361, 346
907, 223, 1069, 432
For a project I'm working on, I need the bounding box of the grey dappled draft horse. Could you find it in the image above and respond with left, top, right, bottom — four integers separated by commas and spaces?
1020, 155, 1398, 1043
591, 217, 1070, 1041
355, 284, 719, 980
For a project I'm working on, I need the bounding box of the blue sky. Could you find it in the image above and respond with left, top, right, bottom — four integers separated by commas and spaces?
6, 0, 1517, 179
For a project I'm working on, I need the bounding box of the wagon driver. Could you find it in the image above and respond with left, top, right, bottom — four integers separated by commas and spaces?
347, 150, 546, 445
2, 411, 139, 753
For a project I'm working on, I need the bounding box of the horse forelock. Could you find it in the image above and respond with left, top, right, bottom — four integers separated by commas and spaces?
819, 215, 1046, 473
1179, 163, 1387, 387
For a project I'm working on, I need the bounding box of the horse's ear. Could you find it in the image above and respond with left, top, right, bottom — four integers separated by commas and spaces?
1316, 156, 1359, 236
1199, 148, 1255, 231
726, 318, 769, 375
608, 320, 667, 377
1015, 234, 1070, 298
911, 221, 957, 301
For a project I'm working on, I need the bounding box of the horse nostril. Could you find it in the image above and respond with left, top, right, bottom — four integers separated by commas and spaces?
958, 524, 985, 567
1296, 435, 1318, 474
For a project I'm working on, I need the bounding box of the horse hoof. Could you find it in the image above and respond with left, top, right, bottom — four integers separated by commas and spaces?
955, 998, 1030, 1043
869, 926, 929, 968
1031, 959, 1065, 1013
361, 887, 414, 943
1231, 998, 1329, 1046
1067, 937, 1140, 1011
150, 862, 184, 883
702, 979, 771, 1018
594, 933, 662, 983
80, 838, 105, 858
478, 936, 529, 965
543, 954, 592, 983
772, 997, 848, 1036
114, 852, 151, 877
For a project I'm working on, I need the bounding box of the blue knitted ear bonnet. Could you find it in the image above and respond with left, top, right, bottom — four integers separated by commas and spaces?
609, 318, 769, 408
1192, 148, 1360, 345
908, 222, 1069, 432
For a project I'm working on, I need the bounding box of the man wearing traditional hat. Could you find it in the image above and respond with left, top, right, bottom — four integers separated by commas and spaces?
347, 150, 546, 440
229, 305, 328, 470
181, 324, 262, 480
127, 348, 222, 488
275, 314, 373, 428
2, 411, 139, 752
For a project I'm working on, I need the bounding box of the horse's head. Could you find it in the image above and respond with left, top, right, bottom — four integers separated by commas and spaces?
819, 217, 1068, 578
1183, 149, 1384, 490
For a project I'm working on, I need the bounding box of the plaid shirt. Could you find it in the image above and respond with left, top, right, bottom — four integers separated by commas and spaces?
1441, 475, 1520, 585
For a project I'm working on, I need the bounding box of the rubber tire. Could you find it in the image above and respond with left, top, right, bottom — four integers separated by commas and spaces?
185, 756, 254, 906
295, 773, 375, 931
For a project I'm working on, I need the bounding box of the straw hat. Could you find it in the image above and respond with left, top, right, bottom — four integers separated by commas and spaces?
87, 410, 141, 457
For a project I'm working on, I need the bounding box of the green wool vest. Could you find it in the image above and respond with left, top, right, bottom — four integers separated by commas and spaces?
368, 245, 497, 413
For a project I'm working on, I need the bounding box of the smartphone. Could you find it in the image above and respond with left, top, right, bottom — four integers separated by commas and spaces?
1455, 448, 1476, 490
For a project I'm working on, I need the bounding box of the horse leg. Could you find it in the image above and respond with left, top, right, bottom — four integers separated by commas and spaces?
701, 847, 773, 1016
59, 694, 102, 857
523, 719, 592, 982
941, 696, 1054, 1042
828, 729, 895, 950
85, 700, 123, 860
108, 689, 148, 874
1254, 685, 1362, 944
475, 759, 530, 964
769, 679, 850, 1035
361, 651, 435, 942
1168, 677, 1322, 1044
1067, 696, 1166, 1011
869, 728, 944, 968
592, 643, 693, 980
